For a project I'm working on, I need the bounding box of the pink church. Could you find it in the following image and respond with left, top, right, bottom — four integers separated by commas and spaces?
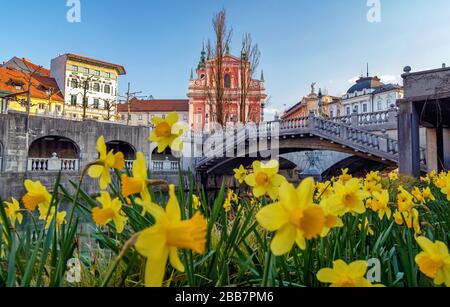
187, 47, 267, 132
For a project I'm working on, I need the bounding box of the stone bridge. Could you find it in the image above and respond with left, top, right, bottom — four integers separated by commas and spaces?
0, 111, 151, 199
196, 110, 427, 177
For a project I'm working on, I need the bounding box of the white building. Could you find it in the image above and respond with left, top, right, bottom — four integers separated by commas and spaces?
50, 54, 126, 120
342, 76, 403, 115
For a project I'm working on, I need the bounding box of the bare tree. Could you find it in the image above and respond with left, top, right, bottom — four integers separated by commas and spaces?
72, 74, 97, 120
239, 33, 260, 123
102, 98, 117, 121
205, 9, 233, 127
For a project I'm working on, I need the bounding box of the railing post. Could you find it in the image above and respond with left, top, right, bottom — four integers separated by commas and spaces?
308, 111, 315, 130
388, 105, 397, 126
350, 110, 358, 127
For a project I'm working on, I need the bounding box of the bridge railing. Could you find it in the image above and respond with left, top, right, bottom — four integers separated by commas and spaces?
28, 158, 80, 172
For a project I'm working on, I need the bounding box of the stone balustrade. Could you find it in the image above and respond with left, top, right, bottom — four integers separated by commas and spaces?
28, 157, 79, 172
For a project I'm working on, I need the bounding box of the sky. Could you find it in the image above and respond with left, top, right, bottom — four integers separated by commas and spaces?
1, 0, 450, 118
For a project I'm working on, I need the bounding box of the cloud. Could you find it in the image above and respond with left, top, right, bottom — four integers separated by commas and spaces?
264, 107, 281, 119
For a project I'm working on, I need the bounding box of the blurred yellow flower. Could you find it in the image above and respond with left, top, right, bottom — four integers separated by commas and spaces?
397, 186, 414, 212
329, 178, 370, 215
319, 198, 343, 237
45, 207, 67, 230
358, 218, 374, 236
370, 190, 391, 220
3, 198, 23, 226
121, 152, 150, 201
363, 180, 383, 195
22, 180, 52, 218
135, 185, 207, 287
149, 112, 187, 153
244, 160, 286, 200
365, 171, 381, 183
389, 171, 399, 181
92, 191, 128, 233
394, 208, 421, 234
192, 195, 201, 210
317, 260, 383, 287
233, 165, 247, 184
338, 168, 353, 184
256, 178, 325, 255
88, 136, 125, 190
315, 181, 333, 201
415, 236, 450, 287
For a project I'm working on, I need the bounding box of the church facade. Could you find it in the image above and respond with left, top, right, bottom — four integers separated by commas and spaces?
187, 47, 267, 132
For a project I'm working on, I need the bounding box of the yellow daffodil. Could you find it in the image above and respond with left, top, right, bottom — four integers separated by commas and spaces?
3, 198, 23, 226
364, 180, 383, 195
88, 136, 125, 190
365, 171, 381, 183
329, 178, 370, 216
435, 171, 449, 190
149, 112, 187, 153
358, 218, 374, 236
422, 187, 435, 202
192, 195, 201, 210
22, 180, 52, 218
244, 160, 286, 200
338, 168, 353, 184
389, 170, 399, 181
233, 165, 248, 184
92, 191, 128, 233
319, 198, 343, 237
370, 190, 391, 220
134, 185, 207, 287
317, 260, 384, 287
394, 208, 421, 234
315, 181, 333, 201
397, 186, 415, 212
121, 152, 150, 200
45, 207, 67, 230
415, 236, 450, 287
256, 178, 326, 255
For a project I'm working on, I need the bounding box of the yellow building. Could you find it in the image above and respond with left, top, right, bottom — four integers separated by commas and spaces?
0, 66, 64, 115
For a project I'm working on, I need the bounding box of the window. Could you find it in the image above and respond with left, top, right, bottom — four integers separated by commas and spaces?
363, 104, 368, 113
38, 103, 45, 110
346, 106, 351, 115
70, 95, 77, 106
71, 79, 78, 88
121, 115, 125, 121
104, 85, 111, 94
224, 74, 231, 88
329, 110, 334, 118
139, 114, 143, 121
71, 65, 78, 71
103, 72, 111, 78
196, 114, 202, 124
183, 114, 188, 121
81, 67, 89, 74
55, 105, 62, 112
354, 105, 359, 113
93, 99, 100, 109
93, 83, 100, 92
94, 70, 100, 76
377, 100, 382, 111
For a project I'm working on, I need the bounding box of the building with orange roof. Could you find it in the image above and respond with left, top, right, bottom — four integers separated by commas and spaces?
0, 66, 64, 115
2, 57, 51, 77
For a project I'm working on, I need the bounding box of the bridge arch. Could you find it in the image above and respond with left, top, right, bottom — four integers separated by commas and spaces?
28, 136, 80, 171
105, 140, 137, 160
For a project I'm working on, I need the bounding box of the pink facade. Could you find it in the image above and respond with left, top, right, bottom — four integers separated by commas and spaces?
187, 50, 267, 132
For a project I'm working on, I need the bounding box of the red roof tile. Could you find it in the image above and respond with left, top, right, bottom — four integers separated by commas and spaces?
0, 67, 64, 101
117, 98, 189, 112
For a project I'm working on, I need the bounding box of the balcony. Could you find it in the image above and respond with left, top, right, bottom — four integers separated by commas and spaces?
28, 154, 79, 172
151, 158, 178, 172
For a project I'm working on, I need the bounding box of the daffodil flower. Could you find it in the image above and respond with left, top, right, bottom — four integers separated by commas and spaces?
319, 198, 343, 237
3, 198, 23, 226
22, 180, 52, 218
397, 186, 415, 212
192, 195, 201, 210
415, 236, 450, 287
45, 207, 67, 230
394, 208, 421, 234
370, 190, 391, 220
244, 160, 286, 200
88, 136, 125, 190
338, 168, 353, 184
358, 218, 374, 236
317, 260, 384, 287
329, 178, 370, 216
256, 178, 326, 255
149, 112, 187, 153
121, 152, 151, 201
92, 191, 128, 233
135, 185, 207, 287
233, 165, 247, 184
